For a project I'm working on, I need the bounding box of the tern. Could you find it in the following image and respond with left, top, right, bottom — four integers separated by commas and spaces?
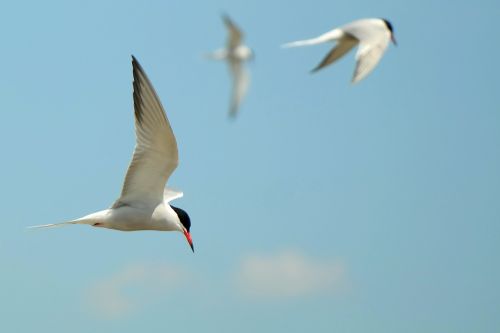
30, 56, 194, 252
206, 14, 254, 117
282, 18, 396, 83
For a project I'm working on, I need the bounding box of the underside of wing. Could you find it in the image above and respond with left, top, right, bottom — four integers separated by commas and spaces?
228, 59, 249, 117
352, 35, 390, 83
311, 34, 358, 73
222, 14, 243, 50
112, 57, 179, 208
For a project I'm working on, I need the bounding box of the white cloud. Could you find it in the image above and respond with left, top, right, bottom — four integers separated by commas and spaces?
236, 250, 346, 299
85, 262, 188, 319
84, 251, 346, 316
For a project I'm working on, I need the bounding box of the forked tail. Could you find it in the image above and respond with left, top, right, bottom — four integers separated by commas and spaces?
27, 212, 103, 229
27, 220, 80, 229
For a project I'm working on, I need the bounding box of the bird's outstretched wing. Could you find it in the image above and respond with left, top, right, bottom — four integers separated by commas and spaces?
228, 59, 249, 117
311, 34, 358, 72
112, 56, 179, 208
340, 19, 392, 83
351, 35, 390, 83
223, 14, 243, 50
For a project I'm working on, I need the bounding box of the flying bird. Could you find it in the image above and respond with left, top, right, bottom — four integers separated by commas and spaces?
206, 14, 254, 117
30, 56, 194, 252
282, 18, 396, 83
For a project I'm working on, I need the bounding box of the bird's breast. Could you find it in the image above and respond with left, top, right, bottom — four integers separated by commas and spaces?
105, 204, 176, 231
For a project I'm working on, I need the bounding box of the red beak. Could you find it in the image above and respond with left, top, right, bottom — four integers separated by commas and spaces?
183, 229, 194, 252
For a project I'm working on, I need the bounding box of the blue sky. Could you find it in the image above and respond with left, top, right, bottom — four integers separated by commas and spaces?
1, 0, 499, 332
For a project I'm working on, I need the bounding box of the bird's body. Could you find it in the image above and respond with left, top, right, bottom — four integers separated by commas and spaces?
57, 194, 180, 232
31, 56, 194, 252
230, 45, 253, 61
208, 45, 253, 62
283, 18, 396, 83
206, 14, 253, 117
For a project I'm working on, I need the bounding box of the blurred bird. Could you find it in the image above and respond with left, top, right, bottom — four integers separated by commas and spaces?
206, 14, 254, 117
282, 18, 396, 83
30, 56, 194, 253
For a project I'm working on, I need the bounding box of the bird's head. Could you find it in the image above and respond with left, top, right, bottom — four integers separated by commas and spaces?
382, 19, 397, 46
172, 206, 194, 252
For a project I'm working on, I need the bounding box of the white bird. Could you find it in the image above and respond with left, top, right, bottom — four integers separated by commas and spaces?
282, 18, 397, 83
30, 56, 194, 252
206, 14, 254, 117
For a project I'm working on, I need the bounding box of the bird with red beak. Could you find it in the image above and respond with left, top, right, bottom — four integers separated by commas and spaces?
30, 56, 195, 253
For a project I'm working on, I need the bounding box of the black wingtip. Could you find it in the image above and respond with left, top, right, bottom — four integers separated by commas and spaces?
132, 56, 149, 76
131, 55, 145, 125
310, 65, 321, 74
221, 12, 231, 23
131, 56, 142, 77
221, 12, 238, 30
228, 102, 239, 119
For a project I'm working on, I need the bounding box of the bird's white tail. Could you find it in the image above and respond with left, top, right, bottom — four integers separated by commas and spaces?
27, 211, 106, 230
203, 49, 228, 60
282, 29, 341, 48
27, 220, 80, 229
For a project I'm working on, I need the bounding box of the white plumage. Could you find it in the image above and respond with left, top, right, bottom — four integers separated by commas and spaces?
283, 18, 397, 83
30, 56, 194, 252
206, 14, 253, 117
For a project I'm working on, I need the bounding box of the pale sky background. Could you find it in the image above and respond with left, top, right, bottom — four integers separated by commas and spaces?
1, 0, 499, 332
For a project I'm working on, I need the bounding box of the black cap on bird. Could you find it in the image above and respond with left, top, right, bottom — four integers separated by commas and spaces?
172, 206, 194, 252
